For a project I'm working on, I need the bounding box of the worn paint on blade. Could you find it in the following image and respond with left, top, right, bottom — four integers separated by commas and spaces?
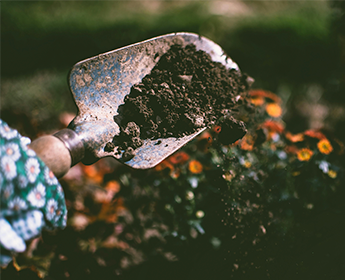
68, 32, 239, 169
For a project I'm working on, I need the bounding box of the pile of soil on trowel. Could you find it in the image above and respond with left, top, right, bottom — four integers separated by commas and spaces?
106, 44, 251, 161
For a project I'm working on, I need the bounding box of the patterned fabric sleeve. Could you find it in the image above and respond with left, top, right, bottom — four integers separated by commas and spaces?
0, 119, 67, 267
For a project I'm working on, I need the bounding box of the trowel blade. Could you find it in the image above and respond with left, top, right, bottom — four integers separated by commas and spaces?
68, 32, 239, 169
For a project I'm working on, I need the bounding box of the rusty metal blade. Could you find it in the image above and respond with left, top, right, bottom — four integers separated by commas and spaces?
68, 32, 239, 169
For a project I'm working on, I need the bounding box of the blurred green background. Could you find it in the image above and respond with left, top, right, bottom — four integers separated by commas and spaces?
1, 0, 345, 140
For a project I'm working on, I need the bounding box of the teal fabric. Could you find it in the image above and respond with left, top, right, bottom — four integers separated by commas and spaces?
0, 119, 67, 266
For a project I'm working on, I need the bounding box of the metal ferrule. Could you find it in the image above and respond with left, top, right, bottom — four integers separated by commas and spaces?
53, 128, 85, 166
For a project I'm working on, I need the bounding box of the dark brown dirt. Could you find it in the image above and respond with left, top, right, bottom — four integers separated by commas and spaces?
218, 116, 247, 145
110, 44, 251, 160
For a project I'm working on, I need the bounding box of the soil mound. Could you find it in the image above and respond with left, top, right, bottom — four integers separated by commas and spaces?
109, 44, 251, 160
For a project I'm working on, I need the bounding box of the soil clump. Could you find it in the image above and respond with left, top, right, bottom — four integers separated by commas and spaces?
109, 44, 251, 160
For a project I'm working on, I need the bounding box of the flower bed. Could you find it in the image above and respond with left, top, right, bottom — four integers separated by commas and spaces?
3, 90, 344, 279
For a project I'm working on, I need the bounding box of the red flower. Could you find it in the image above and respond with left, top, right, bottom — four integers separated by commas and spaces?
198, 131, 212, 142
304, 130, 326, 140
168, 151, 190, 165
285, 145, 299, 154
249, 90, 281, 103
213, 126, 221, 134
285, 132, 304, 143
261, 120, 285, 134
155, 160, 174, 174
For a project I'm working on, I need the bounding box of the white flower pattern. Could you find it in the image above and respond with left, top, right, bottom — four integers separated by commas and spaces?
56, 185, 65, 199
1, 156, 17, 180
0, 123, 18, 139
20, 136, 31, 150
16, 174, 28, 189
8, 196, 28, 211
45, 199, 58, 221
3, 143, 21, 161
44, 167, 58, 186
0, 120, 68, 254
26, 148, 37, 157
27, 183, 46, 208
25, 157, 40, 183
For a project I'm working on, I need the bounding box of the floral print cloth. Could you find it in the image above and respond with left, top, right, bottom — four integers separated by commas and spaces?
0, 119, 67, 266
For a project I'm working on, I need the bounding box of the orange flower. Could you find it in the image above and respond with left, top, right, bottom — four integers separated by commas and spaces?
168, 151, 190, 165
285, 132, 304, 143
327, 170, 337, 179
297, 148, 313, 161
98, 198, 125, 223
98, 202, 118, 223
105, 180, 121, 193
317, 139, 333, 155
261, 120, 285, 134
249, 90, 281, 103
250, 97, 265, 106
188, 160, 203, 174
155, 160, 174, 174
83, 165, 103, 183
240, 134, 254, 151
304, 130, 326, 140
83, 165, 98, 177
266, 103, 282, 118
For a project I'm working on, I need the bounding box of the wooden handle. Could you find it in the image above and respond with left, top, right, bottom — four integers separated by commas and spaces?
29, 135, 72, 178
28, 129, 85, 179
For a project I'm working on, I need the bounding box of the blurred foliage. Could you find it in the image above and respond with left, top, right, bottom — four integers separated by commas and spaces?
222, 7, 338, 86
1, 1, 338, 84
1, 1, 211, 76
0, 71, 76, 138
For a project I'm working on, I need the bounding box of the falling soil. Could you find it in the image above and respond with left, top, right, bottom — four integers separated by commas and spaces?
109, 44, 251, 161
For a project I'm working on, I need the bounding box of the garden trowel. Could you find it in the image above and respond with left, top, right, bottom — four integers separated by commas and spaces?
29, 32, 240, 178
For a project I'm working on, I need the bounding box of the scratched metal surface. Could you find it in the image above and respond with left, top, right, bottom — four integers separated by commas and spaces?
68, 32, 239, 169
